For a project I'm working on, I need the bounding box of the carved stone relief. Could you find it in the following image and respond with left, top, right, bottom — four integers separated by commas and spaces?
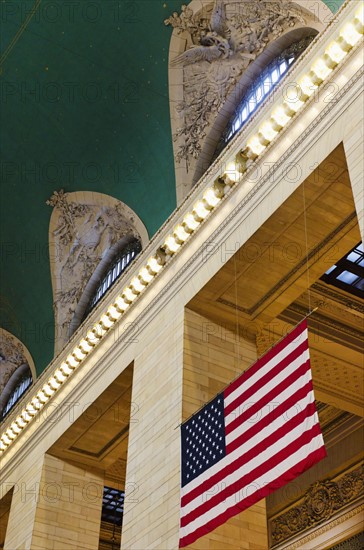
270, 462, 364, 546
166, 1, 326, 202
0, 328, 34, 393
47, 191, 148, 353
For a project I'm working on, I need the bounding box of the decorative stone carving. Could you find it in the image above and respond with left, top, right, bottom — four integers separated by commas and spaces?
47, 191, 148, 352
0, 329, 27, 394
270, 463, 364, 546
166, 0, 307, 167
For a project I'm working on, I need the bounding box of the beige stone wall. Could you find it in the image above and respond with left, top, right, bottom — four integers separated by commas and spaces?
4, 454, 104, 550
121, 305, 185, 549
183, 308, 268, 550
4, 457, 44, 549
31, 454, 103, 550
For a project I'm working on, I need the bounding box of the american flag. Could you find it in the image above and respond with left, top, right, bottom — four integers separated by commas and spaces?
179, 320, 326, 547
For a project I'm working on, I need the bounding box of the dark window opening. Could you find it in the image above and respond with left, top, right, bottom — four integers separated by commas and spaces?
99, 486, 124, 550
213, 36, 315, 160
83, 239, 142, 322
1, 368, 33, 420
321, 242, 364, 299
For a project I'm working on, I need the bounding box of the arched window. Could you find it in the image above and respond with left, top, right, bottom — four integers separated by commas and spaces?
69, 236, 142, 336
213, 36, 315, 160
82, 238, 142, 321
0, 365, 33, 420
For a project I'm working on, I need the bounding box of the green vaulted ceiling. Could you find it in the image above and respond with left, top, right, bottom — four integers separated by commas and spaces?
0, 0, 344, 374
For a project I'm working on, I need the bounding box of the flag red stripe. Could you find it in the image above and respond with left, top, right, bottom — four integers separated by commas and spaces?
224, 340, 309, 417
181, 422, 322, 526
224, 321, 307, 399
181, 396, 316, 508
179, 446, 327, 548
226, 388, 316, 455
225, 359, 310, 436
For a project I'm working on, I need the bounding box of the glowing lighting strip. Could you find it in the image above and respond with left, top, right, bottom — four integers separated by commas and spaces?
0, 5, 363, 454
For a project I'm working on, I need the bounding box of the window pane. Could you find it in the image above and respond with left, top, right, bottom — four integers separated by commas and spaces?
337, 270, 358, 285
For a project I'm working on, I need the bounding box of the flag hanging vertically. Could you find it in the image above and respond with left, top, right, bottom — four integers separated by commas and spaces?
179, 319, 326, 547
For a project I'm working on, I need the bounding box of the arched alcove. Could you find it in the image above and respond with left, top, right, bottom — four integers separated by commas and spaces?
0, 328, 36, 419
47, 191, 149, 354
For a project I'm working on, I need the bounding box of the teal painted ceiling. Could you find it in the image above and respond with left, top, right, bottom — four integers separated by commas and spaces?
0, 0, 343, 375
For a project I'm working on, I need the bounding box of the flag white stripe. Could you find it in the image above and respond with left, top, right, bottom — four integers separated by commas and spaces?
181, 408, 319, 517
180, 433, 324, 539
182, 370, 313, 498
225, 348, 310, 427
224, 328, 308, 408
226, 388, 315, 446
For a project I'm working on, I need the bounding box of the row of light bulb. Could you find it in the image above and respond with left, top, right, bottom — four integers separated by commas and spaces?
242, 15, 363, 160
1, 6, 363, 454
0, 252, 166, 452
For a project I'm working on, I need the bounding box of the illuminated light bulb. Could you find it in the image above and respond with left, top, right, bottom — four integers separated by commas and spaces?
60, 361, 73, 376
183, 212, 199, 232
43, 384, 55, 397
108, 305, 122, 321
164, 235, 181, 254
325, 41, 347, 64
225, 161, 240, 182
80, 338, 93, 353
30, 397, 43, 410
298, 74, 317, 99
10, 422, 21, 434
48, 376, 61, 391
258, 132, 270, 146
21, 411, 32, 422
283, 97, 304, 115
203, 188, 221, 208
139, 267, 154, 284
2, 434, 11, 446
259, 120, 279, 142
340, 22, 362, 46
25, 404, 37, 417
53, 369, 66, 384
336, 36, 352, 53
271, 106, 292, 128
100, 314, 114, 329
247, 134, 266, 157
37, 390, 48, 404
115, 296, 129, 311
354, 16, 364, 34
16, 416, 27, 428
66, 354, 79, 368
321, 53, 337, 70
6, 428, 16, 440
356, 4, 364, 25
147, 256, 163, 274
0, 441, 7, 451
123, 287, 137, 303
92, 323, 107, 338
73, 347, 86, 361
193, 200, 210, 221
311, 57, 332, 81
130, 277, 145, 294
174, 224, 190, 243
308, 70, 323, 86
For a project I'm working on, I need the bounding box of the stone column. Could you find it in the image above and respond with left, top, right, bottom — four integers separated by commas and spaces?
121, 304, 185, 549
344, 102, 364, 242
5, 453, 104, 550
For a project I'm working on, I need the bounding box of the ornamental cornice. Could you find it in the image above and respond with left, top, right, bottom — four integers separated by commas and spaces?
269, 462, 364, 548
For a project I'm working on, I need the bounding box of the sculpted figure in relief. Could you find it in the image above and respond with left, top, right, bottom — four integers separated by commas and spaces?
165, 0, 306, 166
47, 191, 141, 338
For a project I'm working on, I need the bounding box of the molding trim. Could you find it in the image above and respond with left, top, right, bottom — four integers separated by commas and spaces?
270, 462, 364, 548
